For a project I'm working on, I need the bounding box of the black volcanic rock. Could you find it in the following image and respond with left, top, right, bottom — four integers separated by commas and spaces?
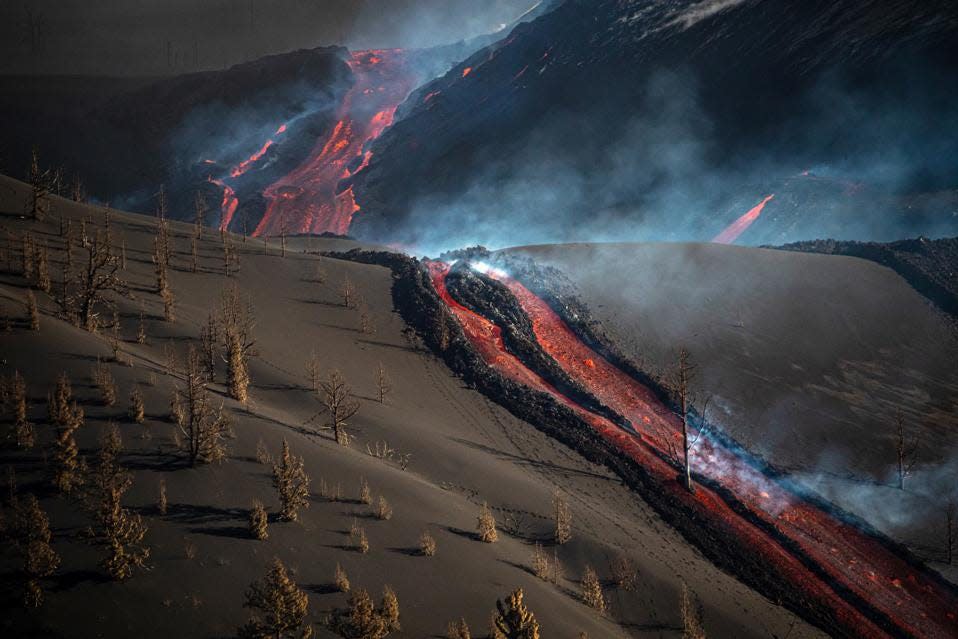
350, 0, 958, 246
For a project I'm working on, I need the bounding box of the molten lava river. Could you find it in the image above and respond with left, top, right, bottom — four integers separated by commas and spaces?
713, 194, 775, 244
426, 260, 957, 639
252, 50, 419, 236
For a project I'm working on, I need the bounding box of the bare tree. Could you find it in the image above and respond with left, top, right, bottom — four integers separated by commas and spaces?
493, 589, 539, 639
175, 346, 229, 466
680, 582, 706, 639
580, 565, 605, 612
11, 494, 60, 607
34, 243, 50, 293
318, 369, 360, 445
11, 371, 34, 449
477, 502, 497, 543
216, 286, 256, 402
668, 348, 710, 493
26, 289, 39, 331
894, 410, 918, 490
71, 173, 85, 203
27, 147, 50, 221
155, 184, 168, 221
553, 489, 572, 545
376, 362, 391, 404
272, 440, 310, 522
200, 314, 218, 382
305, 351, 321, 392
341, 275, 354, 308
69, 230, 127, 333
193, 191, 208, 238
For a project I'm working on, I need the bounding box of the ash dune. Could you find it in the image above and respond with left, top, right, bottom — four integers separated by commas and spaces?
0, 175, 823, 637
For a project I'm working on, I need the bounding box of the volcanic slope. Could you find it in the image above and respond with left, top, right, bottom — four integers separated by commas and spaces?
350, 0, 958, 246
503, 242, 958, 577
0, 174, 820, 638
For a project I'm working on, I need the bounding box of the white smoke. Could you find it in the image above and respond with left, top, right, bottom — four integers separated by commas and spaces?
668, 0, 752, 29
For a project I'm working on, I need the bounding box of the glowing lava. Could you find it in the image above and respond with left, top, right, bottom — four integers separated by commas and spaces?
713, 194, 775, 244
208, 176, 239, 231
427, 259, 958, 639
253, 49, 420, 237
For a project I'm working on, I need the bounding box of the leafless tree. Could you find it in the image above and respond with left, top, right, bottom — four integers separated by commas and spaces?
894, 409, 918, 490
376, 362, 391, 404
341, 275, 354, 308
216, 286, 255, 401
175, 346, 229, 466
305, 351, 321, 392
317, 369, 360, 445
68, 231, 127, 333
193, 191, 208, 238
200, 314, 218, 382
27, 147, 50, 221
668, 348, 710, 493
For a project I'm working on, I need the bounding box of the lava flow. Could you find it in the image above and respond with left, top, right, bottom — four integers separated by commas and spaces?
713, 194, 775, 244
253, 50, 420, 237
207, 122, 287, 231
428, 260, 958, 639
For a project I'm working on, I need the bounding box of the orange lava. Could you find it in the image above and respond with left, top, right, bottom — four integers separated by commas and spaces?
713, 194, 775, 244
253, 49, 420, 237
461, 67, 473, 78
208, 176, 239, 231
427, 259, 958, 639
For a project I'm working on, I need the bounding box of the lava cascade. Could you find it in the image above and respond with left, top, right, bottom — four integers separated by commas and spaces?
713, 194, 775, 244
428, 260, 958, 639
253, 50, 420, 237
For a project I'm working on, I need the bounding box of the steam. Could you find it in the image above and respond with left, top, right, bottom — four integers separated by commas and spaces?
668, 0, 751, 29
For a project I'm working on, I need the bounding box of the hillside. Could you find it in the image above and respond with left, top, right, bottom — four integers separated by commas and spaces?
0, 174, 824, 638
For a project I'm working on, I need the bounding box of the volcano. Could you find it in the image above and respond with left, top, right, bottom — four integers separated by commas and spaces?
348, 0, 958, 247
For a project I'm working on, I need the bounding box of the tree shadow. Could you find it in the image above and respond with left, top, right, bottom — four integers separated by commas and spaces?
446, 526, 479, 542
50, 569, 109, 592
387, 546, 422, 557
189, 525, 250, 539
449, 437, 616, 482
305, 583, 342, 595
292, 298, 342, 308
164, 503, 245, 525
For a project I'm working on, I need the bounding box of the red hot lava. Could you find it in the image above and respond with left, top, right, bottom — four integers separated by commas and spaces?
207, 122, 287, 231
253, 49, 420, 237
427, 259, 958, 638
713, 194, 775, 244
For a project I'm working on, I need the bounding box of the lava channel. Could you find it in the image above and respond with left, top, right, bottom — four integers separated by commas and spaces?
427, 259, 958, 639
713, 194, 775, 244
484, 268, 958, 639
253, 49, 420, 237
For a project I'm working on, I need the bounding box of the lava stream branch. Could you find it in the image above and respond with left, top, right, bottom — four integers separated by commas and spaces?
713, 194, 775, 244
